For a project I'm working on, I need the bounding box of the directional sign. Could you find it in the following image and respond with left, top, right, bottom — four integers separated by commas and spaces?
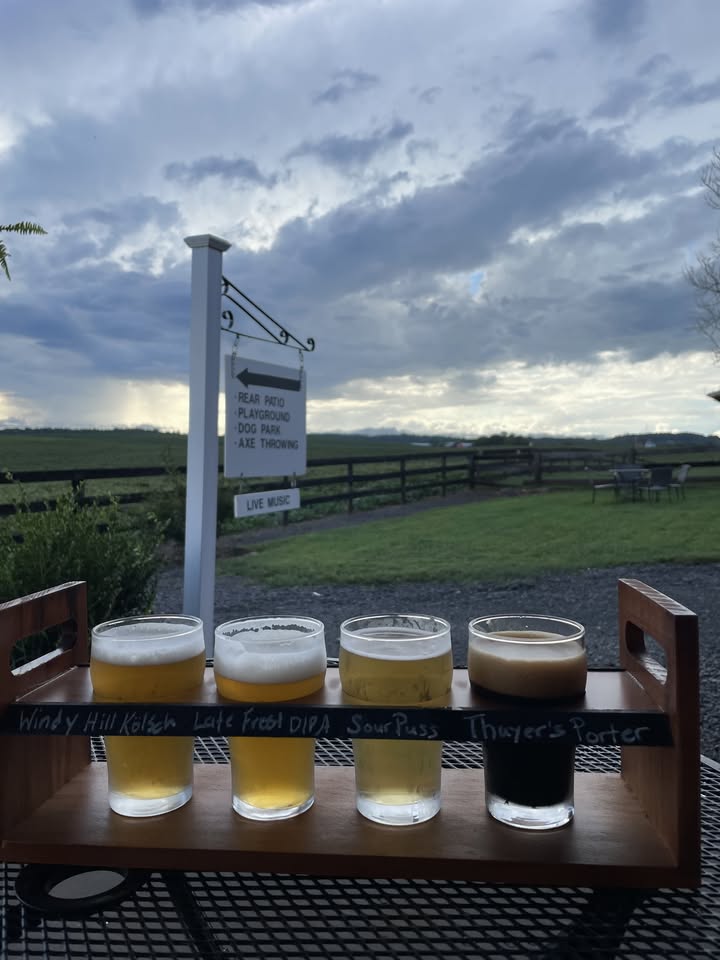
234, 487, 301, 518
224, 355, 306, 478
236, 367, 302, 392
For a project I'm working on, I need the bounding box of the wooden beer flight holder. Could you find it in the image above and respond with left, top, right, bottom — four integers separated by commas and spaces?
0, 578, 700, 889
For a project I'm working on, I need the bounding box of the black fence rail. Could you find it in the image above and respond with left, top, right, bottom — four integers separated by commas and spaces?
1, 448, 716, 519
0, 467, 164, 516
291, 452, 476, 513
0, 453, 477, 518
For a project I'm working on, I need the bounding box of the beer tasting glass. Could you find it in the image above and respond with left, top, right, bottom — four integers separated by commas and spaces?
468, 615, 587, 830
90, 615, 206, 817
214, 616, 327, 820
339, 614, 453, 826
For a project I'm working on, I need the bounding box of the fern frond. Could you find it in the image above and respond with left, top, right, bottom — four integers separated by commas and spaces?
0, 221, 47, 236
0, 241, 9, 280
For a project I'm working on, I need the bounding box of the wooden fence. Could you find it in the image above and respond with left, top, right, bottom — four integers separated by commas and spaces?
0, 453, 476, 518
1, 447, 716, 519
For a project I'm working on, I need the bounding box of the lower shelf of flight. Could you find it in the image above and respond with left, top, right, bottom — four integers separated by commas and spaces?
1, 763, 689, 888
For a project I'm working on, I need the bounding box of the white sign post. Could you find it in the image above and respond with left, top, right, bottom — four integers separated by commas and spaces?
182, 236, 309, 653
224, 355, 306, 478
182, 234, 231, 655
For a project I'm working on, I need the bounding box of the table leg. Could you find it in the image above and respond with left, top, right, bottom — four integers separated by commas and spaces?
162, 871, 226, 960
535, 888, 649, 959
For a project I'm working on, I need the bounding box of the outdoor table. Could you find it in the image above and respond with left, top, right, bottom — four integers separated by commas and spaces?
613, 467, 649, 501
1, 740, 718, 959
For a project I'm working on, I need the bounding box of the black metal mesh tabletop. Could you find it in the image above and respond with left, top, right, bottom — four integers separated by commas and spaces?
2, 743, 719, 960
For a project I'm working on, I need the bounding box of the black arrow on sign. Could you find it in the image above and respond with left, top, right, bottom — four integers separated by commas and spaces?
236, 368, 302, 392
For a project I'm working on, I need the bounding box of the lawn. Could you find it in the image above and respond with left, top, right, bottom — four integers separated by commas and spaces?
0, 429, 461, 509
0, 428, 438, 472
218, 487, 720, 585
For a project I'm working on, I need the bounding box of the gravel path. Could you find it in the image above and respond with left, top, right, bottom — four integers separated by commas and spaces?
154, 552, 720, 762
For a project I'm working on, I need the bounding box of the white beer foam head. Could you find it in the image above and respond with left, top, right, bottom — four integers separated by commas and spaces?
91, 617, 205, 666
469, 617, 584, 642
468, 618, 585, 663
214, 617, 326, 684
340, 617, 452, 661
470, 633, 586, 663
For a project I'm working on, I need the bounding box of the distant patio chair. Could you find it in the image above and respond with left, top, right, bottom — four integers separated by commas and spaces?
591, 474, 619, 502
670, 463, 691, 500
644, 466, 673, 502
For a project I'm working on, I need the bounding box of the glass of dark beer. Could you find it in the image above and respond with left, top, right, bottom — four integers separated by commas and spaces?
468, 615, 587, 830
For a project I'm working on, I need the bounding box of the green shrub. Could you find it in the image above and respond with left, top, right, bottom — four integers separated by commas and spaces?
217, 478, 237, 531
0, 482, 167, 630
148, 460, 236, 542
148, 462, 187, 542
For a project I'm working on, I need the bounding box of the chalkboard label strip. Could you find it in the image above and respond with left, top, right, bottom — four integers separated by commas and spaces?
0, 702, 672, 746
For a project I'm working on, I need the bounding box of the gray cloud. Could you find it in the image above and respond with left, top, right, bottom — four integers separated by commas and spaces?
467, 190, 707, 370
593, 64, 720, 121
418, 87, 441, 105
313, 70, 380, 105
131, 0, 302, 15
406, 138, 437, 163
0, 113, 146, 210
2, 260, 189, 377
359, 171, 412, 203
0, 192, 187, 377
637, 53, 672, 77
4, 0, 719, 434
586, 0, 647, 42
63, 196, 179, 235
283, 118, 676, 306
6, 97, 708, 403
205, 108, 705, 396
285, 120, 414, 171
164, 155, 280, 188
592, 78, 650, 119
654, 70, 720, 109
527, 48, 557, 64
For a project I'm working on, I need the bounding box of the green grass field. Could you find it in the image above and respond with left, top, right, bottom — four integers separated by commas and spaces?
0, 428, 453, 472
0, 429, 456, 508
0, 429, 189, 471
218, 487, 720, 585
3, 430, 720, 584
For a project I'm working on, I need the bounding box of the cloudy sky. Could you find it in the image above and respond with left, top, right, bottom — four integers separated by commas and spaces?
2, 0, 720, 439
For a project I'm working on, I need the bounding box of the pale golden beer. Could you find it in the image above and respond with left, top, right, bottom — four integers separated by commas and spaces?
214, 617, 326, 820
90, 615, 206, 817
339, 615, 453, 825
468, 615, 587, 830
